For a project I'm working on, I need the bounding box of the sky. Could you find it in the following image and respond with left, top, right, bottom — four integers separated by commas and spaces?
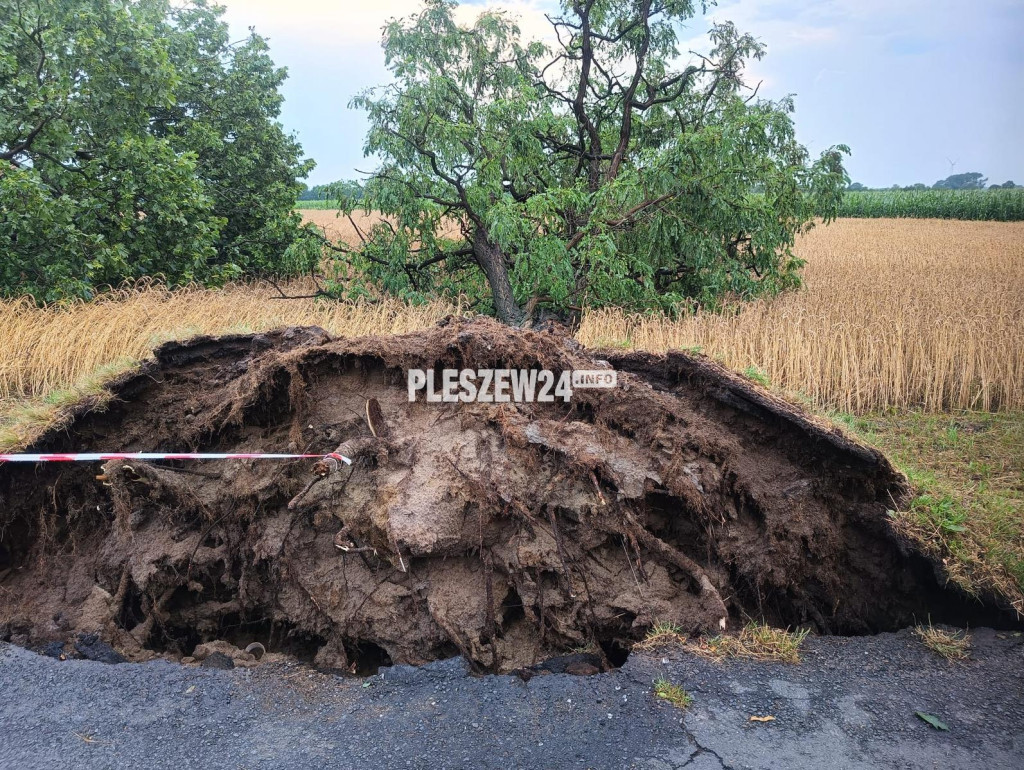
219, 0, 1024, 188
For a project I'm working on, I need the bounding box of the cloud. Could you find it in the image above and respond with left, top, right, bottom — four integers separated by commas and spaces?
216, 0, 1024, 186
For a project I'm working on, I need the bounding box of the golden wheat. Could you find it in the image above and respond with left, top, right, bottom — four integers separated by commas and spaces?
301, 209, 462, 245
576, 219, 1024, 412
1, 217, 1021, 413
0, 281, 459, 402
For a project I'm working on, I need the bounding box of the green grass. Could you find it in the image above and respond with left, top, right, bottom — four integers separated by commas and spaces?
742, 365, 771, 388
653, 678, 693, 708
636, 621, 687, 651
831, 410, 1024, 612
838, 189, 1024, 221
0, 358, 139, 451
692, 621, 809, 664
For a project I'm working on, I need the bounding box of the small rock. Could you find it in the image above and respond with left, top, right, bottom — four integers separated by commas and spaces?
74, 633, 126, 664
38, 641, 66, 660
201, 652, 235, 670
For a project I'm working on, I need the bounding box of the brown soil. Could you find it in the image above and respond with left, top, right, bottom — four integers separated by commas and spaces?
0, 319, 1010, 673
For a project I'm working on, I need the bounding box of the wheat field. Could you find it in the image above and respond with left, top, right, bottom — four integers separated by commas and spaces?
1, 217, 1021, 414
0, 283, 460, 402
579, 219, 1024, 412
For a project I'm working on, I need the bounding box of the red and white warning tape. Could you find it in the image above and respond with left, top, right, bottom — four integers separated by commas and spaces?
0, 451, 352, 465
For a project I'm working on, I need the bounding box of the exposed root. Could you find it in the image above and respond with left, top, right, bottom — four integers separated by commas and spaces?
620, 507, 728, 631
0, 318, 1009, 673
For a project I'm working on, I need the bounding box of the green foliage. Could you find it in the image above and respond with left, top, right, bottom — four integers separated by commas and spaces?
0, 0, 318, 302
910, 492, 968, 534
838, 188, 1024, 221
340, 0, 849, 323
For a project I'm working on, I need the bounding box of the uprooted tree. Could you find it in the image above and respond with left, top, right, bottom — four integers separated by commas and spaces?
0, 0, 321, 302
339, 0, 849, 324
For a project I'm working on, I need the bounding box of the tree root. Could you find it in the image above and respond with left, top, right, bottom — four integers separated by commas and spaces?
288, 436, 385, 510
621, 507, 728, 630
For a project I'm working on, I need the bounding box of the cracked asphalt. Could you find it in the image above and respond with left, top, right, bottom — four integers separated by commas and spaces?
1, 628, 1022, 769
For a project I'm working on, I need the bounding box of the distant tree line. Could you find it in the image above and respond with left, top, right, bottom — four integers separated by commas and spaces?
297, 179, 365, 202
847, 173, 1017, 192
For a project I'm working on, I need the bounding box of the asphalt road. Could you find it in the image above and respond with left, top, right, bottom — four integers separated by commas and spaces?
1, 628, 1022, 769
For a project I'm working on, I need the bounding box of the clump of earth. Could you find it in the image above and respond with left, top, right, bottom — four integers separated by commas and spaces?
0, 319, 1008, 673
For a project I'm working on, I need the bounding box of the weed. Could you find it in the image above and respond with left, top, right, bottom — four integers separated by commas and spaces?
742, 366, 771, 388
635, 621, 687, 651
653, 678, 692, 709
692, 621, 809, 664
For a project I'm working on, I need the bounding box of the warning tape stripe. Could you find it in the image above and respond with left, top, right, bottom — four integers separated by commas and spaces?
0, 452, 353, 465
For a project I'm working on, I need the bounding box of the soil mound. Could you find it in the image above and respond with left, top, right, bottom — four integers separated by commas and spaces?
0, 319, 1002, 672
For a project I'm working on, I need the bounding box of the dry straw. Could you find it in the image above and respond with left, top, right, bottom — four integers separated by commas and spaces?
0, 280, 458, 402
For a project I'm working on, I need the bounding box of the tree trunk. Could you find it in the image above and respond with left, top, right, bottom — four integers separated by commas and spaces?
473, 228, 524, 325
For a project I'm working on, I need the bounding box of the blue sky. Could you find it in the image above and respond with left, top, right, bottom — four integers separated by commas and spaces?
220, 0, 1024, 188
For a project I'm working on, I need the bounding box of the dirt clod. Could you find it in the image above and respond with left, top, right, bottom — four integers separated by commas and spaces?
0, 319, 1011, 673
200, 652, 235, 670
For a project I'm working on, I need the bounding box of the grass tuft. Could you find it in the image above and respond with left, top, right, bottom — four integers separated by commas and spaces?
653, 678, 693, 709
692, 621, 809, 664
635, 621, 687, 651
742, 365, 771, 388
915, 620, 971, 662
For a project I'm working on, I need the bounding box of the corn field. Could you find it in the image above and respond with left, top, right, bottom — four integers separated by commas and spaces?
838, 189, 1024, 221
302, 189, 1024, 221
295, 199, 345, 210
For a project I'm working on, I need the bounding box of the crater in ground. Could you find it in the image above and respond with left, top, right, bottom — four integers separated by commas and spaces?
0, 319, 1014, 674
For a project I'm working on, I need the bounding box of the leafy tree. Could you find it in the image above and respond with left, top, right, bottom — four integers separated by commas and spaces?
933, 172, 987, 190
341, 0, 849, 323
991, 180, 1016, 189
847, 182, 867, 191
325, 179, 366, 204
0, 0, 317, 302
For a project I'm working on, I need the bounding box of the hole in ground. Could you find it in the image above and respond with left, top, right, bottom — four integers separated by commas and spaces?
600, 639, 632, 668
350, 641, 393, 676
